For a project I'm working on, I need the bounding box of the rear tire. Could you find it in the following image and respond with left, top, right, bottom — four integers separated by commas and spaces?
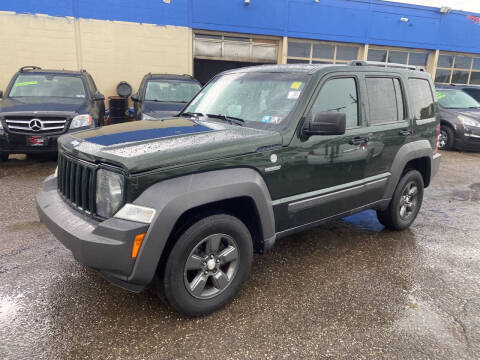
439, 125, 455, 150
159, 214, 253, 316
377, 170, 424, 231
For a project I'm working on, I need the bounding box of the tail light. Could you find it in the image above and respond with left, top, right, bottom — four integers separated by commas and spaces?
434, 124, 440, 154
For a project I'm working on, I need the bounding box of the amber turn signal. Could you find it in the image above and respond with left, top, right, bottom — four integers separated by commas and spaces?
131, 233, 146, 258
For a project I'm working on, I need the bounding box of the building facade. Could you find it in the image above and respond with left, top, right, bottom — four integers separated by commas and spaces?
2, 0, 480, 95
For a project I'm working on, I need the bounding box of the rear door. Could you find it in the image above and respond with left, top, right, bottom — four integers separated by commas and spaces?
361, 75, 411, 202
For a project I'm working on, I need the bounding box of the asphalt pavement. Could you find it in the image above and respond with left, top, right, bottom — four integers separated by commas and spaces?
0, 151, 479, 359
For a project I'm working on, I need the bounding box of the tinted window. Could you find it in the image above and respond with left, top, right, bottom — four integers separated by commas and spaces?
388, 51, 408, 64
312, 44, 334, 59
288, 42, 310, 58
365, 78, 404, 124
368, 49, 387, 62
336, 46, 359, 61
311, 78, 358, 128
409, 52, 429, 66
408, 79, 435, 120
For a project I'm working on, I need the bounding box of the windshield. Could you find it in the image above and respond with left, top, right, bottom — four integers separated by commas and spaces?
8, 74, 86, 98
183, 72, 309, 126
145, 81, 201, 102
436, 89, 480, 109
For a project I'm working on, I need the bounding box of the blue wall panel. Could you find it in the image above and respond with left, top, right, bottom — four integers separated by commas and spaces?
1, 0, 74, 17
3, 0, 480, 54
191, 0, 285, 36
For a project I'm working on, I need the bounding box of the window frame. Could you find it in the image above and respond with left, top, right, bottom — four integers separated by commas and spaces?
367, 46, 430, 68
364, 75, 408, 127
287, 39, 361, 65
435, 51, 480, 85
305, 74, 362, 131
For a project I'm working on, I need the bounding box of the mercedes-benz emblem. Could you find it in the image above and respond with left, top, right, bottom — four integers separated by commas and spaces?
29, 118, 43, 132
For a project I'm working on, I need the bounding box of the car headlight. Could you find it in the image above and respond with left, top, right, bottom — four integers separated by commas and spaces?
458, 115, 480, 128
96, 169, 125, 218
142, 113, 156, 120
70, 114, 92, 129
0, 121, 3, 130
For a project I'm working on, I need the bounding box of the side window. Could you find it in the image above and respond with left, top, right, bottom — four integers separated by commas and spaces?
408, 78, 435, 120
310, 78, 359, 129
365, 77, 404, 125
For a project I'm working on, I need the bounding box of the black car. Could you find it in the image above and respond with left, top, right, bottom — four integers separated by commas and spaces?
436, 85, 480, 151
0, 66, 105, 161
131, 74, 201, 120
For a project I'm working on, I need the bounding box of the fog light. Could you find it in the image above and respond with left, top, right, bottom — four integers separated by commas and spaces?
131, 233, 146, 258
114, 203, 156, 223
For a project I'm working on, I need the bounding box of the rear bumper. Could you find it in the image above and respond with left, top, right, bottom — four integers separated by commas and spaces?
36, 175, 149, 292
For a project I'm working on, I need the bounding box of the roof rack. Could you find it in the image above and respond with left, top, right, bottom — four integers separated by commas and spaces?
19, 66, 42, 72
348, 60, 424, 71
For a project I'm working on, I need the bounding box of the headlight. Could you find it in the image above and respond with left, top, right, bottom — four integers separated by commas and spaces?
142, 113, 156, 120
96, 169, 125, 218
458, 115, 480, 128
0, 121, 3, 130
70, 114, 92, 129
114, 204, 156, 223
54, 166, 58, 177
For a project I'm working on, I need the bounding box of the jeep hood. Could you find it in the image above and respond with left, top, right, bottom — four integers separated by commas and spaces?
58, 117, 283, 173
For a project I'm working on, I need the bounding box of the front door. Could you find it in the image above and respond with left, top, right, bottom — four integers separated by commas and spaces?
273, 74, 374, 232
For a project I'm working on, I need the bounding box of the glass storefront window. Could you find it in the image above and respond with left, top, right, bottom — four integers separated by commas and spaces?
288, 42, 310, 58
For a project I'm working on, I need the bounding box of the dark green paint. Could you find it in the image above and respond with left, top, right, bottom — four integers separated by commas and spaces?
58, 64, 439, 233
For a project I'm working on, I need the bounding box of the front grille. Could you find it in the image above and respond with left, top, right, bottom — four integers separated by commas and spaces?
6, 116, 67, 135
57, 153, 96, 215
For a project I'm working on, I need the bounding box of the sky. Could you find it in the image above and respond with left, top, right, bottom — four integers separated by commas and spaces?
385, 0, 480, 13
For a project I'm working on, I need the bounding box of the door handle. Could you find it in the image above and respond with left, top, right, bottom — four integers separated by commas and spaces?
399, 129, 411, 136
349, 136, 369, 146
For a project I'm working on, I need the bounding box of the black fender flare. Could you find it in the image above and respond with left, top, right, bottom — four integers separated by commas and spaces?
126, 168, 275, 285
384, 139, 433, 200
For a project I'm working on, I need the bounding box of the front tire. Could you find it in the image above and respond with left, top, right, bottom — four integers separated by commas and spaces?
377, 170, 424, 230
439, 125, 455, 150
160, 214, 253, 316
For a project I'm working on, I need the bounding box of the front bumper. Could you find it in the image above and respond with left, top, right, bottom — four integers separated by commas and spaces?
0, 130, 59, 154
455, 127, 480, 151
36, 175, 149, 292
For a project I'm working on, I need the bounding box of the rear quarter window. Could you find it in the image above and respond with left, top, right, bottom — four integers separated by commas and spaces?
407, 78, 435, 120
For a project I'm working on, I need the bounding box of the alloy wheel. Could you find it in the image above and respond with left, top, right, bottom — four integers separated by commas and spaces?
399, 181, 418, 220
183, 233, 239, 299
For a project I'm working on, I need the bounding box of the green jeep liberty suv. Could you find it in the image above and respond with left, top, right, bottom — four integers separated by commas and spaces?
37, 62, 441, 316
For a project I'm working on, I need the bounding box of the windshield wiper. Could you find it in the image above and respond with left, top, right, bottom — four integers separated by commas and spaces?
206, 113, 245, 126
180, 111, 205, 118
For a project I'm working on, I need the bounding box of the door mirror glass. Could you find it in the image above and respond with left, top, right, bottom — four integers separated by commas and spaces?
304, 112, 346, 136
131, 93, 139, 102
0, 90, 3, 98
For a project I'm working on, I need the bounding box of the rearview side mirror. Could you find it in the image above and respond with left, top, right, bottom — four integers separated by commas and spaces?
94, 92, 105, 101
303, 112, 346, 136
0, 90, 3, 99
131, 93, 139, 102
